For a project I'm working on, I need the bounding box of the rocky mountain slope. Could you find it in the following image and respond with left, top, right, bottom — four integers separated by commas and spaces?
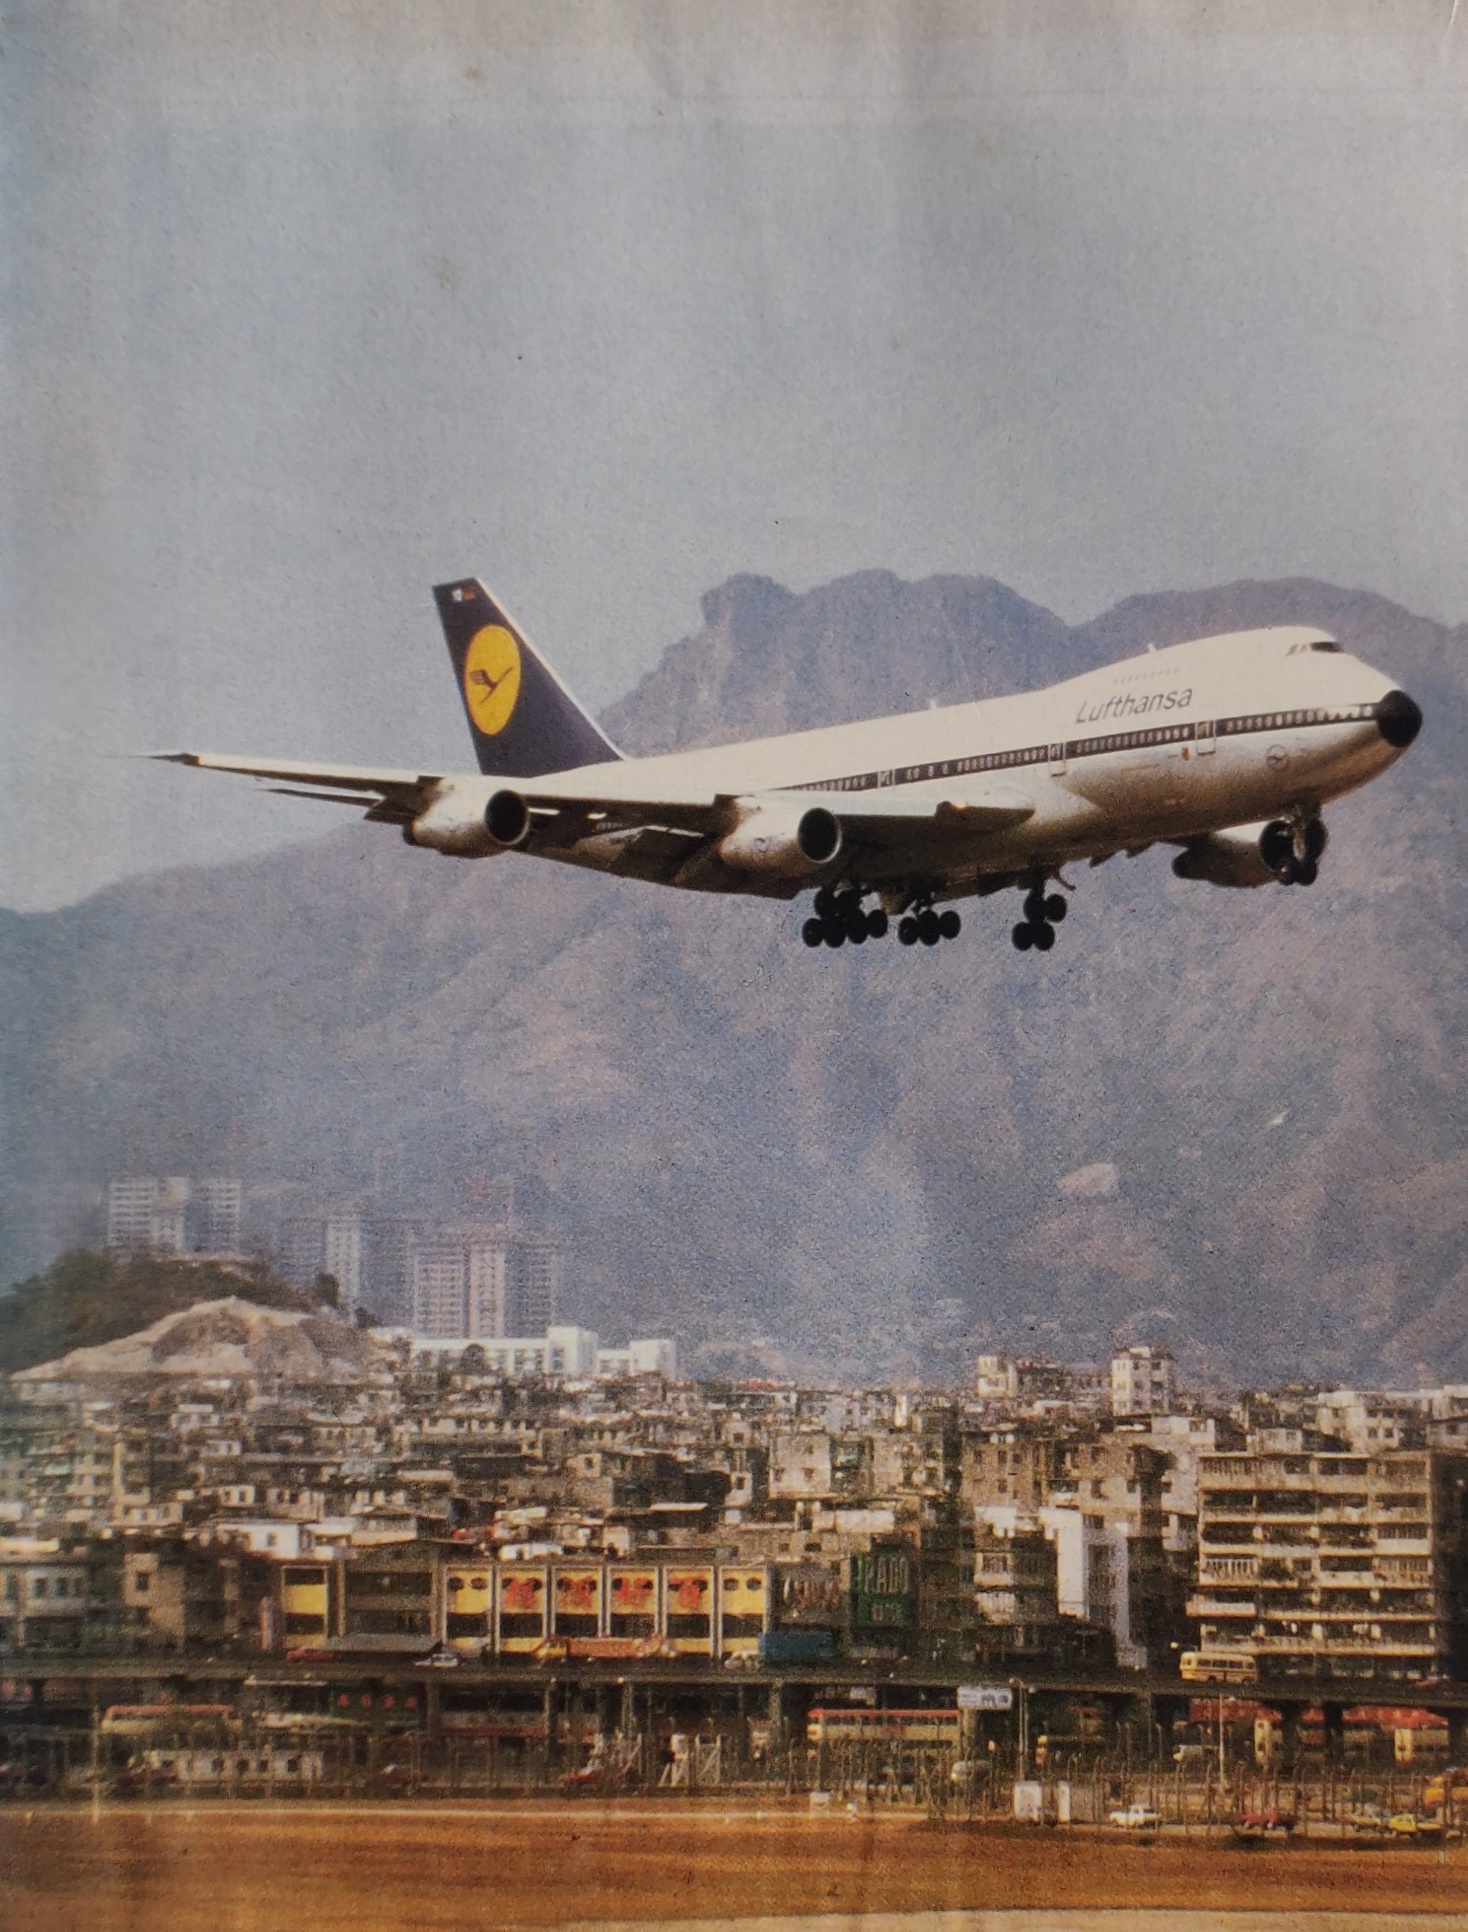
2, 572, 1464, 1388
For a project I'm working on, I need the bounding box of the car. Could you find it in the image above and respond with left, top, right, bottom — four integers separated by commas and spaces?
1235, 1808, 1297, 1837
1108, 1804, 1161, 1830
1345, 1806, 1389, 1834
558, 1760, 629, 1791
1388, 1812, 1444, 1839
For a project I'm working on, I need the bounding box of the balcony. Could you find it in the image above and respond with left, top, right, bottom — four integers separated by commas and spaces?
1198, 1557, 1257, 1582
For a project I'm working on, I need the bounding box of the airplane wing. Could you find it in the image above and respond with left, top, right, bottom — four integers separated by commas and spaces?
149, 754, 1034, 876
145, 752, 441, 824
511, 779, 1034, 842
517, 778, 1037, 893
802, 783, 1034, 838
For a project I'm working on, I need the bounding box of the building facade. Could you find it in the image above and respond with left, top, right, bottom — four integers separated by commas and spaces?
1110, 1346, 1176, 1417
1189, 1443, 1468, 1682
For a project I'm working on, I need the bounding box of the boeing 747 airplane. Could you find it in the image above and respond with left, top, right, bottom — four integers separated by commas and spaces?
154, 577, 1422, 954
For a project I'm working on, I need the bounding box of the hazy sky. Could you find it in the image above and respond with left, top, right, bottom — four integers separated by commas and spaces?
6, 2, 1467, 908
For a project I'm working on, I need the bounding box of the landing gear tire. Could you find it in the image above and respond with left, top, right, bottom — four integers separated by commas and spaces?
822, 921, 845, 948
1044, 894, 1067, 923
867, 909, 889, 939
918, 909, 941, 946
898, 916, 919, 946
1012, 922, 1034, 952
1304, 819, 1328, 862
845, 911, 868, 944
1033, 921, 1056, 951
813, 887, 837, 919
1023, 889, 1047, 923
802, 917, 824, 948
1295, 857, 1318, 886
938, 908, 961, 940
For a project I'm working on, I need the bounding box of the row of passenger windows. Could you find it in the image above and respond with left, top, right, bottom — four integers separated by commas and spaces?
799, 706, 1375, 797
1219, 705, 1375, 734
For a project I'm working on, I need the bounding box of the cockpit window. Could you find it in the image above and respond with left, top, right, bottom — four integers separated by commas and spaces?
1309, 640, 1340, 652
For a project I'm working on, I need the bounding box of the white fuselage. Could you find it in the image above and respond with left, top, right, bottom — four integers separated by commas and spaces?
481, 624, 1411, 901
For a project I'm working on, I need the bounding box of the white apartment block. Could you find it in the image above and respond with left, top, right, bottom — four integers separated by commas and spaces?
408, 1325, 601, 1377
1111, 1345, 1176, 1417
106, 1176, 191, 1255
193, 1178, 243, 1255
322, 1214, 363, 1313
595, 1338, 679, 1378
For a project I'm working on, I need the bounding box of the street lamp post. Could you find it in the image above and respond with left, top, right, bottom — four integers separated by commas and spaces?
1009, 1678, 1031, 1775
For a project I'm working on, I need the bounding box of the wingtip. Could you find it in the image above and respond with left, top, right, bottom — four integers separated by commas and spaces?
140, 750, 203, 766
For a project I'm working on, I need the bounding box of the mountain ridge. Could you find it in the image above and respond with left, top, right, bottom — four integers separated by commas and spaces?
3, 569, 1464, 1389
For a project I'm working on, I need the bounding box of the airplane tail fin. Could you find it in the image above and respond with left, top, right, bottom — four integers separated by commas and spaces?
433, 577, 622, 778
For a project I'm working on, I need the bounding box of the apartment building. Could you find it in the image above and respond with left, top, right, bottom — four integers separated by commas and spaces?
1189, 1440, 1468, 1682
1110, 1345, 1177, 1417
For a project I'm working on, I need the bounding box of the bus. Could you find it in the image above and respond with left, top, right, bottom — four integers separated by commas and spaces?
807, 1708, 961, 1747
1179, 1650, 1258, 1685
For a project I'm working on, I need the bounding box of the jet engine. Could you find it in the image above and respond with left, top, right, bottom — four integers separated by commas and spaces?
1175, 816, 1330, 887
717, 799, 842, 877
483, 788, 532, 848
405, 783, 502, 857
1171, 821, 1300, 888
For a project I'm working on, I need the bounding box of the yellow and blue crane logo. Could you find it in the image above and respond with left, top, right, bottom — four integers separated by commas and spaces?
462, 624, 521, 736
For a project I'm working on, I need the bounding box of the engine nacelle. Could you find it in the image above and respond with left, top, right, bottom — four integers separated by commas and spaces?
1171, 822, 1277, 888
484, 788, 531, 848
717, 799, 842, 877
405, 783, 501, 858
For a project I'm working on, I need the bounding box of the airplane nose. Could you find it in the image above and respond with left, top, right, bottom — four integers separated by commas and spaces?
1376, 689, 1422, 749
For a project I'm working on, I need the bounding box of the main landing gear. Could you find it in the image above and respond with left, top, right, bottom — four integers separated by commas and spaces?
1260, 814, 1327, 887
801, 885, 889, 949
1011, 882, 1068, 953
897, 904, 961, 948
800, 887, 961, 949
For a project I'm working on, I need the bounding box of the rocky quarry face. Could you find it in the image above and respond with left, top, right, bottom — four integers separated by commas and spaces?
14, 1297, 385, 1387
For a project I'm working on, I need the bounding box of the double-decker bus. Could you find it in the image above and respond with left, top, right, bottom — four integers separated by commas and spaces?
806, 1707, 960, 1747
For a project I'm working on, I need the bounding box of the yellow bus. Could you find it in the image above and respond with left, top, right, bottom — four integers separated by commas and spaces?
807, 1707, 961, 1747
1179, 1650, 1258, 1685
